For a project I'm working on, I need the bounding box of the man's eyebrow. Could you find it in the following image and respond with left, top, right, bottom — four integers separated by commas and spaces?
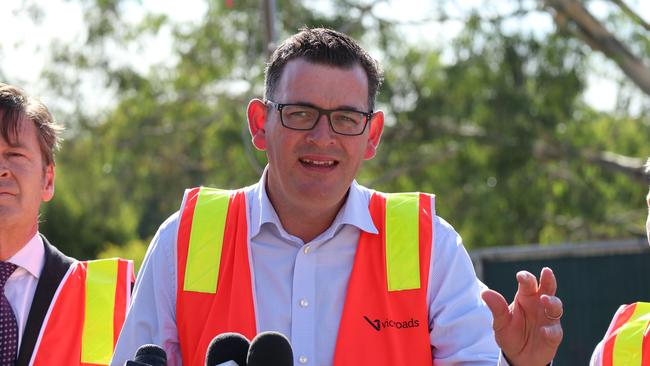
287, 101, 367, 111
337, 104, 368, 111
5, 138, 28, 149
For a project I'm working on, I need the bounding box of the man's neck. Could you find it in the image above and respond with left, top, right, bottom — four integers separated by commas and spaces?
279, 206, 341, 243
268, 192, 346, 244
0, 224, 37, 260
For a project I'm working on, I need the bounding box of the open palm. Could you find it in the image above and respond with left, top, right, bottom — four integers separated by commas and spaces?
481, 267, 563, 366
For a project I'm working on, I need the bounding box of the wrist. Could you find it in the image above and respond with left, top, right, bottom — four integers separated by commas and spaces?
502, 352, 552, 366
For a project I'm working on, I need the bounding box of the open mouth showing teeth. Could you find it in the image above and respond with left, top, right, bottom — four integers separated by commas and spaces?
299, 158, 338, 167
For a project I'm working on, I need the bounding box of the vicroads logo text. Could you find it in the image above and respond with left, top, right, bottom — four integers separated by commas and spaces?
363, 315, 420, 331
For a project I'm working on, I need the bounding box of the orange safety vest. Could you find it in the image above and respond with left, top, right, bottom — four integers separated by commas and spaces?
29, 258, 134, 366
602, 302, 650, 366
176, 187, 433, 365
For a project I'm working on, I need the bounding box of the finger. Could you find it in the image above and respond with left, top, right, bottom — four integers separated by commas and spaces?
515, 270, 538, 297
541, 323, 563, 347
541, 294, 563, 321
538, 267, 557, 296
481, 289, 511, 332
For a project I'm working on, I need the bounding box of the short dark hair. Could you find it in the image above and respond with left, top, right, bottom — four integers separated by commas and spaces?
0, 83, 63, 166
264, 27, 383, 110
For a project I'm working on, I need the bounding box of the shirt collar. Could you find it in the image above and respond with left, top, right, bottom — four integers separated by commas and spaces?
333, 180, 378, 235
249, 166, 378, 239
7, 232, 45, 279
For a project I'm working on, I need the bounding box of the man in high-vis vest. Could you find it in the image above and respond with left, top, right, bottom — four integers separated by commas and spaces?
0, 83, 134, 366
112, 28, 563, 366
589, 157, 650, 366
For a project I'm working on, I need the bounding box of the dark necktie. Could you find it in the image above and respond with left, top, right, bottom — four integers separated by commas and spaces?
0, 261, 18, 366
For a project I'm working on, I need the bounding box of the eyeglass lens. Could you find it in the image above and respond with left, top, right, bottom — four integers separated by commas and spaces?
281, 105, 367, 135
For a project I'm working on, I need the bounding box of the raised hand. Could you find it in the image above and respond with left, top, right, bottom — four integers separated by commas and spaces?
481, 267, 563, 366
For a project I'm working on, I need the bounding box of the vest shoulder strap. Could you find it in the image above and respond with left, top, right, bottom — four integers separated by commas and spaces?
602, 302, 650, 366
176, 187, 256, 365
333, 191, 434, 365
384, 192, 426, 291
178, 187, 236, 294
30, 258, 133, 366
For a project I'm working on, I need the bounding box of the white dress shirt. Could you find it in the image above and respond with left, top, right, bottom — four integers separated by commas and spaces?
590, 339, 604, 365
112, 174, 509, 365
5, 232, 45, 351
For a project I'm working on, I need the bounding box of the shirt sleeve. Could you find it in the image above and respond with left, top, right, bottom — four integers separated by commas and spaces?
428, 216, 507, 365
590, 339, 604, 366
589, 304, 630, 366
111, 213, 182, 366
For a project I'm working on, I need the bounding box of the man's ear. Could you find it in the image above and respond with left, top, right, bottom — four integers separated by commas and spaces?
364, 110, 384, 160
41, 164, 55, 202
247, 98, 268, 151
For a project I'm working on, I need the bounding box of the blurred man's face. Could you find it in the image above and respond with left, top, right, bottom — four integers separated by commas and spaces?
0, 115, 54, 233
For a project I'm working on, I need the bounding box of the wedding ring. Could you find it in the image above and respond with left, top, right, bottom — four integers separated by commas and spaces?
545, 308, 563, 320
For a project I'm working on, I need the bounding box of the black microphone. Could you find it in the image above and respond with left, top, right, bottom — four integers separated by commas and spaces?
125, 344, 167, 366
205, 332, 250, 366
246, 332, 293, 366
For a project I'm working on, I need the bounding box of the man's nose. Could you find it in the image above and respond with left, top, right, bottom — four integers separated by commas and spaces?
305, 114, 336, 145
0, 156, 10, 177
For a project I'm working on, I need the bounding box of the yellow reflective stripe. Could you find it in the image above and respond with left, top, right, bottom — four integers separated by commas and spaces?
613, 302, 650, 366
81, 259, 118, 365
183, 187, 230, 293
385, 192, 420, 291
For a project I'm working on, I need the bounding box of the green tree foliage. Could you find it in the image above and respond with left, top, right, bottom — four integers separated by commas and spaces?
16, 0, 648, 259
361, 4, 649, 247
98, 239, 148, 273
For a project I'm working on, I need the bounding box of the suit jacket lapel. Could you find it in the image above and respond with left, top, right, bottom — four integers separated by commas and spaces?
16, 236, 74, 366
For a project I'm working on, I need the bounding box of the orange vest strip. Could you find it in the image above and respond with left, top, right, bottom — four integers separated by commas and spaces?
602, 302, 650, 366
30, 258, 134, 366
333, 192, 433, 365
176, 187, 434, 366
176, 187, 257, 366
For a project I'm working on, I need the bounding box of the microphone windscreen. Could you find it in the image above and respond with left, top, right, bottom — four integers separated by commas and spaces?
246, 331, 293, 366
133, 344, 167, 366
205, 332, 250, 366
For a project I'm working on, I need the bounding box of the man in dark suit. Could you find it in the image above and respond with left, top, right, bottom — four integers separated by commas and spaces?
0, 83, 132, 366
0, 82, 66, 365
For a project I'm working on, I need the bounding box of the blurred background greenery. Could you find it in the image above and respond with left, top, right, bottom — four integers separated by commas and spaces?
1, 0, 649, 273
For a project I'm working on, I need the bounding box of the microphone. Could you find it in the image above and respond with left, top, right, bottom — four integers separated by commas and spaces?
246, 331, 293, 366
205, 332, 250, 366
125, 344, 167, 366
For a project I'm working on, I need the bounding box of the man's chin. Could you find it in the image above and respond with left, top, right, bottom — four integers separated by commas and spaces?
0, 207, 23, 226
296, 186, 348, 206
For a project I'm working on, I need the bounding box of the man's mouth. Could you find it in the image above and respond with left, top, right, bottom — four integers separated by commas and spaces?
0, 187, 17, 196
299, 158, 338, 168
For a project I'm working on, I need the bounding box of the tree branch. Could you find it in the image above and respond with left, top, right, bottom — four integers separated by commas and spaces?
608, 0, 650, 32
582, 150, 647, 183
542, 0, 650, 96
533, 138, 647, 183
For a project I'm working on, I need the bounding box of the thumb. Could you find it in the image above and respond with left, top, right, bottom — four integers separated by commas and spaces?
481, 289, 511, 332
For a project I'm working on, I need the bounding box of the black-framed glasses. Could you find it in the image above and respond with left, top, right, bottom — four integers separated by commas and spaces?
267, 101, 373, 136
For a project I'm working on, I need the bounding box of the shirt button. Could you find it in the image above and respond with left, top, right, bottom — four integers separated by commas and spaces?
299, 355, 308, 364
299, 298, 309, 308
303, 245, 311, 254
